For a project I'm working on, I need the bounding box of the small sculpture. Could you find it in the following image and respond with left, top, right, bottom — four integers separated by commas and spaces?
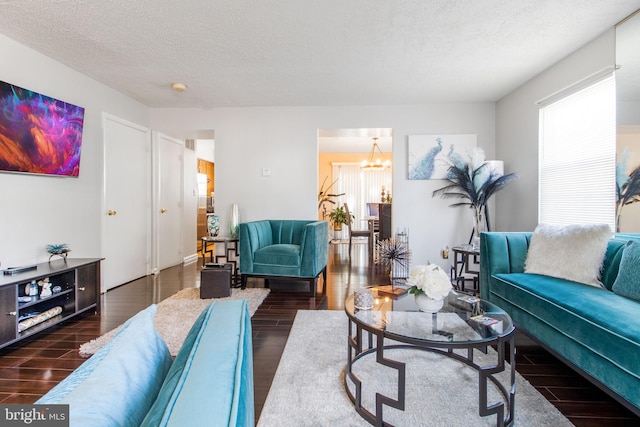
39, 278, 52, 297
47, 243, 70, 262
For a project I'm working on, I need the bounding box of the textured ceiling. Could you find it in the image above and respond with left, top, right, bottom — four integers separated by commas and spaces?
0, 1, 638, 108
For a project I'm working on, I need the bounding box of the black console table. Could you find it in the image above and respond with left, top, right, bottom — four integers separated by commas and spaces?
0, 258, 102, 350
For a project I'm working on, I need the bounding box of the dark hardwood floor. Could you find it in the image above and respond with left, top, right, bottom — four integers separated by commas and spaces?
0, 242, 637, 426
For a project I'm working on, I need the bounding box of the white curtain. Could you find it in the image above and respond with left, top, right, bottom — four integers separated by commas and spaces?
331, 163, 392, 239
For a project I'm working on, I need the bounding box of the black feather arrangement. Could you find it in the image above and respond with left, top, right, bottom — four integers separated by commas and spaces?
432, 157, 518, 231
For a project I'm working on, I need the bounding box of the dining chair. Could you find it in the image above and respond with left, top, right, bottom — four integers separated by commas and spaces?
344, 203, 373, 255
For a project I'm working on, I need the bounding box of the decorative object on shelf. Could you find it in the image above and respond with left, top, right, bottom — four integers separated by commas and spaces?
432, 148, 518, 248
328, 205, 353, 231
18, 306, 62, 333
406, 263, 452, 313
46, 243, 71, 262
375, 233, 411, 281
318, 176, 345, 220
207, 214, 220, 237
39, 278, 52, 297
361, 137, 391, 170
615, 149, 640, 232
25, 280, 38, 296
380, 186, 392, 203
229, 203, 240, 239
353, 287, 374, 310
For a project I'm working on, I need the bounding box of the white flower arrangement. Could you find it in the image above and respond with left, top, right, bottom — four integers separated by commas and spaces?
406, 264, 452, 299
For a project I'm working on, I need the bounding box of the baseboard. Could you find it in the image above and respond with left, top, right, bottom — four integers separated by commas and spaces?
183, 254, 199, 265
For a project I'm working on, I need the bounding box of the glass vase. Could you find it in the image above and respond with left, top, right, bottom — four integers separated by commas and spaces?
472, 205, 486, 250
229, 203, 239, 238
207, 214, 220, 237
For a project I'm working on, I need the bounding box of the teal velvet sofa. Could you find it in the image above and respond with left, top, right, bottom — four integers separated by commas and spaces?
36, 300, 254, 427
480, 232, 640, 415
239, 219, 329, 296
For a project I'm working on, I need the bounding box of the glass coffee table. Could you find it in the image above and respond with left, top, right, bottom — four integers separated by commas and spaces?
344, 289, 516, 426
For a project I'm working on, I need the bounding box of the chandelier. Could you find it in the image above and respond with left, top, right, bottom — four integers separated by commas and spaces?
361, 138, 391, 170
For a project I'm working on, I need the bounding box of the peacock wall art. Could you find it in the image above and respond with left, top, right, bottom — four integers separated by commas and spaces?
408, 134, 477, 180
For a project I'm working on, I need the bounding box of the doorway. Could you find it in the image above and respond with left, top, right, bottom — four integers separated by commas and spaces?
317, 128, 393, 242
196, 138, 215, 255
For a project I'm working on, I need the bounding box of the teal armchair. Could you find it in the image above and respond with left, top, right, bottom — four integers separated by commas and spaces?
239, 220, 329, 296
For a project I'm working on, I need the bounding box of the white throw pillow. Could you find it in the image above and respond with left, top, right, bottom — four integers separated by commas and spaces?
524, 223, 612, 287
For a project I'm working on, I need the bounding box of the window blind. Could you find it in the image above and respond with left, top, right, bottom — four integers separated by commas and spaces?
538, 73, 616, 230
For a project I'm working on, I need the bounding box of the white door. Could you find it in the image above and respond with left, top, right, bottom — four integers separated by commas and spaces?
153, 132, 183, 271
102, 114, 151, 292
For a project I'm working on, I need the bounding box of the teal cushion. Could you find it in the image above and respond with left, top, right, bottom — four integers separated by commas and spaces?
141, 300, 254, 427
254, 244, 301, 267
36, 305, 172, 427
612, 241, 640, 301
600, 238, 630, 290
269, 220, 308, 244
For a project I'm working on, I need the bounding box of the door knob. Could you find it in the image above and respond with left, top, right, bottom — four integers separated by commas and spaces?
108, 210, 117, 216
161, 208, 167, 214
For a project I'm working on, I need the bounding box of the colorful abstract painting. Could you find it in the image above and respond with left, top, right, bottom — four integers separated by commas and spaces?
0, 80, 85, 177
407, 134, 477, 180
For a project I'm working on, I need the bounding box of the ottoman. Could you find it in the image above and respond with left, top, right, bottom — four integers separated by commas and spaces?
200, 263, 232, 298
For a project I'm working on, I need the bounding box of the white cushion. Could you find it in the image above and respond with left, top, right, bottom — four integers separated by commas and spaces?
525, 223, 612, 287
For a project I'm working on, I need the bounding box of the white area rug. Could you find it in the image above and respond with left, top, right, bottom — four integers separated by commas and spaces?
258, 310, 574, 427
79, 287, 269, 357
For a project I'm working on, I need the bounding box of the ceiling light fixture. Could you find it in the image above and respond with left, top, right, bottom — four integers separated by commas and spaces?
361, 137, 391, 170
171, 82, 187, 92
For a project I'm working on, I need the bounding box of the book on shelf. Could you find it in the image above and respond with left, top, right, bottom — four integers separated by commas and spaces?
375, 285, 408, 299
457, 295, 479, 304
470, 314, 504, 334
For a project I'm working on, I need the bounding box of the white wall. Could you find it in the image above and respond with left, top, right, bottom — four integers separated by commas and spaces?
495, 29, 616, 232
0, 34, 150, 267
196, 139, 215, 163
618, 101, 640, 125
151, 104, 495, 265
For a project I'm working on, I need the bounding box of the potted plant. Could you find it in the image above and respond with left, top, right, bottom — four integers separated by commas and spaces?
432, 149, 517, 248
328, 206, 353, 231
